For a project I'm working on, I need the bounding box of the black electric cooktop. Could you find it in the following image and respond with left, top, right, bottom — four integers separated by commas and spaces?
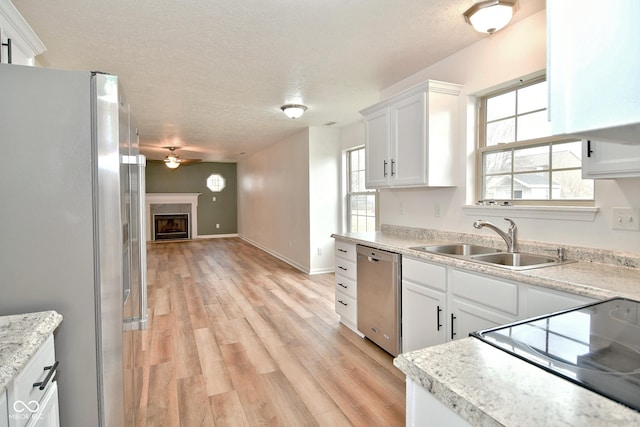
472, 297, 640, 412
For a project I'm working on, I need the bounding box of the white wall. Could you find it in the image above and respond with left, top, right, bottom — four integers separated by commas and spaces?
342, 10, 640, 253
238, 129, 311, 271
309, 127, 341, 273
238, 126, 341, 273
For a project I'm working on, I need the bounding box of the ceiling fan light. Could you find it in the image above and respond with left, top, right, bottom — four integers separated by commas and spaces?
164, 155, 181, 169
281, 104, 307, 119
464, 0, 518, 34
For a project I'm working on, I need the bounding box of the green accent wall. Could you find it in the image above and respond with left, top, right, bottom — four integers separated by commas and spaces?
146, 160, 237, 235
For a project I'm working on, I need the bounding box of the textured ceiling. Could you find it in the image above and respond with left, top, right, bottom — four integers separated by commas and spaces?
12, 0, 544, 162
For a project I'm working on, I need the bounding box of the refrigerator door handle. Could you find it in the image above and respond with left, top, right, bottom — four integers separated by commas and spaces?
137, 155, 148, 330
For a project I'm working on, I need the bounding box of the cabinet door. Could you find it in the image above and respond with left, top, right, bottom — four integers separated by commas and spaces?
364, 108, 391, 188
548, 0, 640, 142
524, 285, 595, 318
391, 92, 426, 186
582, 140, 640, 178
450, 298, 516, 341
402, 281, 446, 352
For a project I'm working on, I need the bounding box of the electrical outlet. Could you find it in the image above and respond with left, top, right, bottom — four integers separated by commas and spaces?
216, 223, 220, 229
317, 248, 322, 255
612, 207, 640, 231
434, 203, 441, 218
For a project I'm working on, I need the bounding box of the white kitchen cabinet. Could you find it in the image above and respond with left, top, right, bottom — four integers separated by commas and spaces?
1, 390, 7, 427
360, 80, 461, 189
334, 240, 359, 333
523, 284, 596, 318
0, 2, 46, 65
449, 269, 518, 340
402, 258, 447, 352
547, 0, 640, 144
7, 335, 59, 427
582, 139, 640, 179
406, 378, 472, 427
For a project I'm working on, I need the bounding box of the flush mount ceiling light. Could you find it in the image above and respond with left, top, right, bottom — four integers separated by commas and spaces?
280, 104, 307, 119
463, 0, 519, 34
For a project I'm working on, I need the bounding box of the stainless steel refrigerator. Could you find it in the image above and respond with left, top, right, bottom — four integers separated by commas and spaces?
0, 64, 147, 427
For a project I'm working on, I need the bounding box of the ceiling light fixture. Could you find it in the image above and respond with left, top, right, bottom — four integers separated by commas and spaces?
463, 0, 519, 34
164, 154, 180, 169
280, 104, 307, 119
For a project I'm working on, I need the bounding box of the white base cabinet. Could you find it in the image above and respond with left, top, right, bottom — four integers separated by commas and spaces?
334, 241, 359, 333
401, 258, 598, 351
406, 378, 472, 427
360, 80, 461, 189
402, 259, 447, 352
5, 335, 59, 427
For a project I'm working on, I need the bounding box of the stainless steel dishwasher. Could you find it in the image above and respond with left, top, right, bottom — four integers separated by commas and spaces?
356, 245, 401, 356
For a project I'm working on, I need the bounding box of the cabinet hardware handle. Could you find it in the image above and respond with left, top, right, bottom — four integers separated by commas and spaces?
450, 314, 456, 340
337, 248, 347, 253
587, 140, 593, 158
338, 300, 348, 306
391, 159, 396, 176
338, 282, 348, 289
383, 160, 388, 177
33, 361, 59, 391
338, 266, 347, 271
436, 306, 442, 331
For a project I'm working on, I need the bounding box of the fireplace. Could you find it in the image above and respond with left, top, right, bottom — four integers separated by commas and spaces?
154, 214, 189, 240
146, 193, 200, 241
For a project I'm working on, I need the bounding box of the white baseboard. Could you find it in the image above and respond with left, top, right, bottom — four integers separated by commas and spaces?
239, 236, 311, 274
196, 233, 239, 239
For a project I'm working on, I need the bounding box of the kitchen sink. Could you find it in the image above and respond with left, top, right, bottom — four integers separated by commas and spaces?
410, 244, 501, 256
409, 243, 573, 270
470, 252, 561, 270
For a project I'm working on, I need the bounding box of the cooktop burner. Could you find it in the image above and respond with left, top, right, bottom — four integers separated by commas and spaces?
472, 297, 640, 412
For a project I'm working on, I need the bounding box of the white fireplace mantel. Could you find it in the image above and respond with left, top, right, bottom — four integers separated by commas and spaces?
146, 193, 201, 241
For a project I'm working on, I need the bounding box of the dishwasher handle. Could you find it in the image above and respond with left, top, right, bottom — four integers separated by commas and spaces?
367, 256, 380, 263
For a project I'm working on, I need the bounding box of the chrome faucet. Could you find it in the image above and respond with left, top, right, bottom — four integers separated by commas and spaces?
473, 218, 518, 253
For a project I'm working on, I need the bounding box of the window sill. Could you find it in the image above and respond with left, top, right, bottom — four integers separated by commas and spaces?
462, 205, 599, 222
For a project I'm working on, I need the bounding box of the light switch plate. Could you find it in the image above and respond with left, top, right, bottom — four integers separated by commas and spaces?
612, 207, 640, 231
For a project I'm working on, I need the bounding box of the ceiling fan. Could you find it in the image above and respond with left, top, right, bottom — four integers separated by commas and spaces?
163, 147, 201, 169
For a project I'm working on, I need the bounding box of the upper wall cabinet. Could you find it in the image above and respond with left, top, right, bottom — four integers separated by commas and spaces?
0, 0, 46, 65
360, 80, 461, 189
547, 0, 640, 144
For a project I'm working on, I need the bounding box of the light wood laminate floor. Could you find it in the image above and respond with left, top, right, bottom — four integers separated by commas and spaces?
134, 238, 405, 427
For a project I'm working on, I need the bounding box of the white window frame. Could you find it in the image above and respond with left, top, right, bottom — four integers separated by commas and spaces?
346, 146, 378, 232
477, 76, 595, 207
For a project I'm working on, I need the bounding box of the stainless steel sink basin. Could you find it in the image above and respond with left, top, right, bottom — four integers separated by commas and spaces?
411, 244, 501, 256
409, 243, 573, 270
470, 252, 566, 270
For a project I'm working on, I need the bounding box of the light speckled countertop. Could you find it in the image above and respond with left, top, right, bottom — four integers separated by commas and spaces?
332, 227, 640, 301
394, 338, 640, 426
0, 311, 62, 394
333, 226, 640, 426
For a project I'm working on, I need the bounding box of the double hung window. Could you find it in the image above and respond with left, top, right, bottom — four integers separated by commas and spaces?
347, 147, 377, 232
478, 78, 594, 204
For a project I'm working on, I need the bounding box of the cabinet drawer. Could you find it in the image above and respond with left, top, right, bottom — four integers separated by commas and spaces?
335, 291, 357, 325
403, 258, 447, 291
335, 258, 356, 281
452, 270, 518, 315
335, 274, 357, 299
8, 335, 57, 427
335, 241, 357, 262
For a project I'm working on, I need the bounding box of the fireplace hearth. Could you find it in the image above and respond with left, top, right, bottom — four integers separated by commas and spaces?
154, 214, 189, 240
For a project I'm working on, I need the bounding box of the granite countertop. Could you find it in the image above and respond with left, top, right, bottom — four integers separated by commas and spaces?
332, 228, 640, 301
0, 311, 63, 394
394, 338, 640, 426
333, 226, 640, 425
